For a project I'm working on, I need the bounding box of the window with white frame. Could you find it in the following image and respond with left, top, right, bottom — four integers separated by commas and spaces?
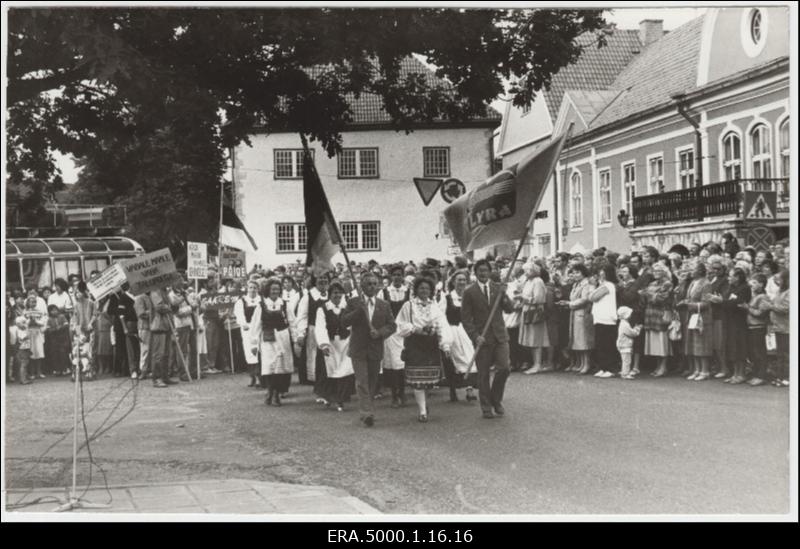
749, 123, 772, 178
647, 155, 664, 194
423, 147, 451, 177
678, 148, 696, 189
722, 132, 742, 180
274, 149, 313, 179
570, 172, 583, 228
276, 223, 308, 253
779, 118, 790, 177
622, 162, 636, 216
598, 169, 612, 225
340, 222, 380, 251
338, 148, 379, 178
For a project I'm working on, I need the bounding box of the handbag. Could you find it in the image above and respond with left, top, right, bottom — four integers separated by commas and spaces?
688, 305, 703, 333
523, 305, 546, 325
668, 319, 682, 341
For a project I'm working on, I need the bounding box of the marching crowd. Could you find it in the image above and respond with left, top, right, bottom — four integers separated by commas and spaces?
6, 236, 791, 425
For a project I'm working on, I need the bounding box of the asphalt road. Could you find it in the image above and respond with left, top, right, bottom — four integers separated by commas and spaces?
4, 370, 790, 515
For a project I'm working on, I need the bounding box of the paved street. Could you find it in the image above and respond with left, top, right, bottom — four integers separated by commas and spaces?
4, 371, 790, 515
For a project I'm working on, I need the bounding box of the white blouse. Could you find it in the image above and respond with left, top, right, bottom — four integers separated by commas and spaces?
396, 298, 453, 352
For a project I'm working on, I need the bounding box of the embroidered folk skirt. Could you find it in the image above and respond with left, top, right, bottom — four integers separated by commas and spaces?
403, 333, 442, 390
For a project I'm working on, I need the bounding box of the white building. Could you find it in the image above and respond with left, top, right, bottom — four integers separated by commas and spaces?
232, 58, 500, 267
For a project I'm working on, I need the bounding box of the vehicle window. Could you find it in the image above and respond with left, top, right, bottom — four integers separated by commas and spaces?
6, 260, 23, 292
83, 257, 110, 276
21, 258, 52, 291
54, 259, 82, 281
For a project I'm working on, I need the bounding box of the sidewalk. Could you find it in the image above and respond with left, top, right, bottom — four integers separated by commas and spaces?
6, 479, 381, 515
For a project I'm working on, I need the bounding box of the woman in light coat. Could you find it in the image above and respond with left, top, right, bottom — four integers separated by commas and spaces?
519, 261, 550, 374
234, 280, 263, 388
561, 264, 595, 375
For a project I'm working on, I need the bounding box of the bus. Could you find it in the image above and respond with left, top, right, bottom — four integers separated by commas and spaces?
6, 236, 145, 292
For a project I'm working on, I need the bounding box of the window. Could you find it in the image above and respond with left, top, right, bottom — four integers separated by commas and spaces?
750, 9, 762, 44
598, 169, 612, 225
749, 123, 772, 178
22, 259, 52, 291
338, 148, 379, 178
54, 259, 81, 281
779, 118, 790, 177
276, 223, 307, 253
83, 257, 109, 276
423, 147, 451, 177
274, 149, 312, 179
622, 162, 636, 216
569, 172, 582, 228
538, 235, 551, 258
722, 132, 742, 180
647, 155, 664, 194
492, 157, 503, 175
678, 148, 696, 189
340, 222, 380, 251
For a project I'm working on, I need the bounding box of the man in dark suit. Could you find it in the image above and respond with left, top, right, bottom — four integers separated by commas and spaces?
461, 259, 516, 419
342, 272, 397, 427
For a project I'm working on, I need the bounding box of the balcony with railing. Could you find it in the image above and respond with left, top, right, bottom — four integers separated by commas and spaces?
632, 178, 789, 228
6, 203, 129, 237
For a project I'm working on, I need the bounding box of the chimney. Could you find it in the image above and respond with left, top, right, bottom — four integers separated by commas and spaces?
639, 19, 664, 47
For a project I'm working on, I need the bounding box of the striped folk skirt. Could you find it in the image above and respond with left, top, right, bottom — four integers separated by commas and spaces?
403, 333, 442, 390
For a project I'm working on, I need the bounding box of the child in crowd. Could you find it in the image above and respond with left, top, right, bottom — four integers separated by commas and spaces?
71, 332, 94, 381
742, 274, 771, 387
616, 306, 642, 380
9, 316, 32, 385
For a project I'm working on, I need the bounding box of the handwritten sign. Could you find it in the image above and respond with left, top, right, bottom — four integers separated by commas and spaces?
87, 263, 128, 301
121, 248, 182, 295
220, 249, 247, 281
199, 291, 244, 315
187, 241, 208, 280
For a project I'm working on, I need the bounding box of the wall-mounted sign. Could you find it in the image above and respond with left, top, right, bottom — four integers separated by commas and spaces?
413, 177, 443, 206
744, 191, 776, 220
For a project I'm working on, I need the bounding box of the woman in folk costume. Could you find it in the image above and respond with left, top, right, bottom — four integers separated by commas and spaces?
235, 280, 263, 388
250, 279, 293, 406
295, 274, 330, 396
381, 264, 411, 408
397, 277, 453, 423
314, 281, 356, 411
438, 270, 477, 403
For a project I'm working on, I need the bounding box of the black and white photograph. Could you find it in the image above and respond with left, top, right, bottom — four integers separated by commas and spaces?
2, 1, 796, 526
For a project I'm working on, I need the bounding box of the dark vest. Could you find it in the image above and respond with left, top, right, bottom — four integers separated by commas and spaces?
324, 306, 350, 341
241, 297, 257, 323
444, 294, 462, 326
307, 292, 327, 327
260, 300, 289, 332
382, 286, 410, 318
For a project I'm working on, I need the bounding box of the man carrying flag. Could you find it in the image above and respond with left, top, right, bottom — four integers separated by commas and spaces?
443, 132, 568, 419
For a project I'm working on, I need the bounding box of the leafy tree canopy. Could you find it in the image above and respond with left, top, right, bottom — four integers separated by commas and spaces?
7, 8, 607, 251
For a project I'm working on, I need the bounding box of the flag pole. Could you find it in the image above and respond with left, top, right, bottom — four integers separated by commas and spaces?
299, 134, 372, 327
463, 124, 573, 379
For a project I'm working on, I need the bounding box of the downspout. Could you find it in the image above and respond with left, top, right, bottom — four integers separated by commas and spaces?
674, 97, 704, 221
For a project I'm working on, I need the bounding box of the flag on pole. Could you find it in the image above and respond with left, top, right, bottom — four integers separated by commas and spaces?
442, 133, 567, 252
303, 150, 341, 274
220, 204, 258, 252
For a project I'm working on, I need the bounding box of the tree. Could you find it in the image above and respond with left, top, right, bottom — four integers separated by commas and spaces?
7, 8, 607, 250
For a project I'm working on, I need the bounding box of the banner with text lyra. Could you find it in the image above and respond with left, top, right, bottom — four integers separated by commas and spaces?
121, 248, 182, 295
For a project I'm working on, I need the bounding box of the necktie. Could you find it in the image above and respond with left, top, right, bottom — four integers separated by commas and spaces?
368, 298, 374, 322
483, 284, 489, 302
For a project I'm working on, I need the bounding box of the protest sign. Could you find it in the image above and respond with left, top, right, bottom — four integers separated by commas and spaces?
87, 263, 128, 301
220, 249, 247, 280
187, 241, 208, 280
121, 248, 182, 295
198, 291, 243, 315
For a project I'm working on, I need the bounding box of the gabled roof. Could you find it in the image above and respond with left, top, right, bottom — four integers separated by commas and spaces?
305, 56, 501, 127
541, 28, 643, 122
588, 15, 705, 129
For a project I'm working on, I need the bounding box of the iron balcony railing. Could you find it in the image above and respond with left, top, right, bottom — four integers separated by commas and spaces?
632, 178, 789, 228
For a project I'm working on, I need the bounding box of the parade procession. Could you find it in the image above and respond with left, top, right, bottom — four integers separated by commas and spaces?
3, 4, 795, 522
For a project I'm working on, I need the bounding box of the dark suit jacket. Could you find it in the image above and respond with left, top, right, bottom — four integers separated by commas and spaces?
705, 276, 730, 320
341, 296, 396, 361
461, 281, 515, 345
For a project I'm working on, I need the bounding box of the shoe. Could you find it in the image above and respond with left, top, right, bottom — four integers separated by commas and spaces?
418, 414, 428, 423
363, 416, 374, 428
600, 371, 615, 378
621, 374, 635, 380
164, 378, 179, 385
577, 367, 590, 375
374, 392, 384, 400
248, 379, 256, 387
38, 374, 46, 379
748, 378, 765, 386
180, 375, 190, 382
493, 404, 505, 417
131, 372, 139, 380
651, 371, 666, 378
781, 380, 789, 387
482, 411, 494, 419
687, 373, 698, 380
153, 380, 168, 388
694, 374, 709, 381
729, 377, 745, 385
265, 391, 273, 406
466, 393, 478, 402
524, 367, 540, 375
20, 380, 32, 385
205, 368, 221, 375
336, 405, 344, 412
594, 370, 605, 378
